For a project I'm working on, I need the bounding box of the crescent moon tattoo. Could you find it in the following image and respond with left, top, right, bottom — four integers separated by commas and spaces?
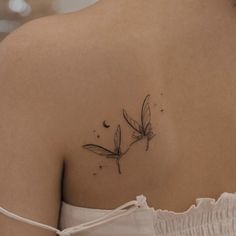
103, 120, 110, 128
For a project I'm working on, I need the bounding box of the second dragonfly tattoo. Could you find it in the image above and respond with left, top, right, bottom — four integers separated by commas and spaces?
82, 94, 156, 174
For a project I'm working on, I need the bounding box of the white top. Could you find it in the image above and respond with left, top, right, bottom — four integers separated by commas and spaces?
1, 192, 236, 236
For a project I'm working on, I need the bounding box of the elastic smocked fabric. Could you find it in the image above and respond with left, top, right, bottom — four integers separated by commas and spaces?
153, 192, 236, 236
60, 192, 236, 236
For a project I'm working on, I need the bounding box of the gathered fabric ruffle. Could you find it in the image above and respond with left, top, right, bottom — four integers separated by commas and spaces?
153, 192, 236, 236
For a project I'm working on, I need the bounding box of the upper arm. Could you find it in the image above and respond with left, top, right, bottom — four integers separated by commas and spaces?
0, 19, 65, 236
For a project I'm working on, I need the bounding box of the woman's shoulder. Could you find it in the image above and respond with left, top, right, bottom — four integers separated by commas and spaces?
0, 1, 123, 51
0, 3, 129, 164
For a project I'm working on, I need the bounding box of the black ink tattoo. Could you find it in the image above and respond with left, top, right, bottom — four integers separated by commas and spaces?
103, 120, 110, 128
123, 94, 156, 151
83, 125, 122, 174
82, 94, 156, 174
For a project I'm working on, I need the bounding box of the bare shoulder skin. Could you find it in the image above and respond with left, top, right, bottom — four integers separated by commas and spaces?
1, 4, 236, 236
0, 16, 68, 236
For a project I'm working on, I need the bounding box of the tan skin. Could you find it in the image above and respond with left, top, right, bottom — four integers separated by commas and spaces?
1, 0, 236, 235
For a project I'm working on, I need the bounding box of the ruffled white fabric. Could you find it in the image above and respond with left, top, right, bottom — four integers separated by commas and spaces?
60, 192, 236, 236
154, 192, 236, 235
2, 191, 236, 235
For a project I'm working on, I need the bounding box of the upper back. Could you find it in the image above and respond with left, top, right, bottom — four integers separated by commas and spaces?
1, 0, 236, 213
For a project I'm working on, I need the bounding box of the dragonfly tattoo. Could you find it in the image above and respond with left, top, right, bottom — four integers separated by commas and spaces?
82, 125, 123, 174
122, 94, 156, 152
82, 94, 156, 174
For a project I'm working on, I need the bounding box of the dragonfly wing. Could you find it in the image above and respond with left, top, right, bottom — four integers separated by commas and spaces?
106, 153, 119, 158
82, 144, 116, 156
123, 109, 142, 133
147, 130, 156, 140
114, 125, 121, 151
141, 94, 151, 131
145, 122, 152, 134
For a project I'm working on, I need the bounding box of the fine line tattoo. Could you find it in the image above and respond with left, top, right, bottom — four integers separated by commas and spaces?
82, 125, 123, 174
123, 94, 156, 152
82, 94, 156, 174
